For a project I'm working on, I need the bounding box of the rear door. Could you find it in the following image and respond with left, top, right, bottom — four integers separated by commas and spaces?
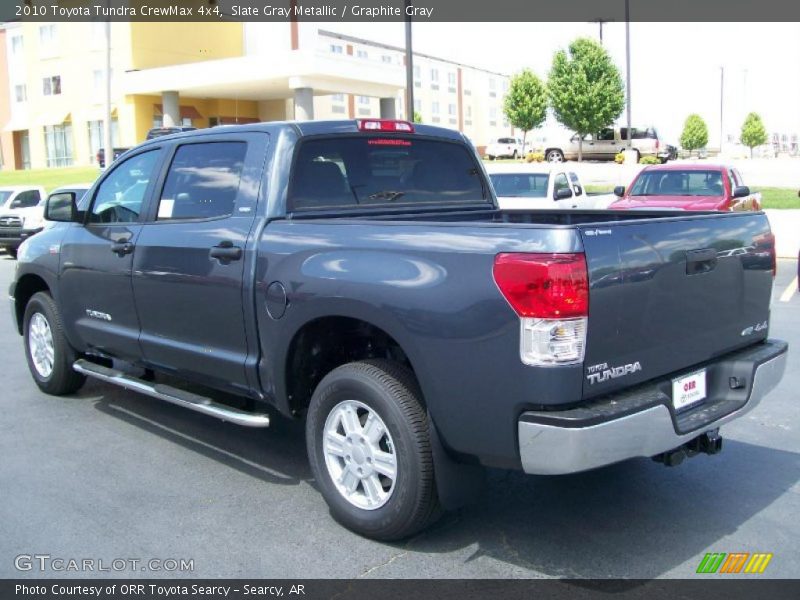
131, 133, 267, 395
580, 213, 774, 398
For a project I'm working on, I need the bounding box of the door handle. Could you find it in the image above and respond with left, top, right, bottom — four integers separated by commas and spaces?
686, 248, 717, 275
209, 240, 242, 263
110, 240, 133, 256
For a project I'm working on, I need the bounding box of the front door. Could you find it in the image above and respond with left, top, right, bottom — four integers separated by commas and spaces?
59, 148, 163, 360
131, 134, 266, 394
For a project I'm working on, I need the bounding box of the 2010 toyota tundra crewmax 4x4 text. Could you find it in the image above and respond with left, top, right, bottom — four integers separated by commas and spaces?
10, 120, 788, 540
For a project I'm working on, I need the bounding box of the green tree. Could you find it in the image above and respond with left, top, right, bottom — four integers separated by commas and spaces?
413, 111, 423, 124
680, 114, 709, 154
503, 69, 548, 156
547, 37, 625, 161
740, 112, 768, 158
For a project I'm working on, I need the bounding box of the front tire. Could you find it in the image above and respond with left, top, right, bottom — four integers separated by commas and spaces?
306, 360, 441, 541
546, 149, 564, 163
23, 292, 86, 395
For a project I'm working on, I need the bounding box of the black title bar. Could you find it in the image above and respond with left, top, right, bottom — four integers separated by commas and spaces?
3, 0, 800, 22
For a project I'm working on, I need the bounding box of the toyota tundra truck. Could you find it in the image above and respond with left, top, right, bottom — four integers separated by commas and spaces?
9, 120, 787, 541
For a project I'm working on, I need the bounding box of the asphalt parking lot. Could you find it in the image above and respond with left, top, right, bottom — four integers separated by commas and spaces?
0, 255, 797, 580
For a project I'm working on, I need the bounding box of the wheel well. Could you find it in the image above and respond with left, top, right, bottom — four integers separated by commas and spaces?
13, 274, 49, 334
285, 317, 415, 416
545, 147, 563, 156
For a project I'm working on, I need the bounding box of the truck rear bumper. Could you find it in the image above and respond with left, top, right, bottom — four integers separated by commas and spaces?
518, 339, 788, 475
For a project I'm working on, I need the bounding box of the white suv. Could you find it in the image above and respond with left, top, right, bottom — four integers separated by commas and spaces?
485, 137, 525, 160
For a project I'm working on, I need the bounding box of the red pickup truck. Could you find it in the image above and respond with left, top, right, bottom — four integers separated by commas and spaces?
609, 164, 762, 211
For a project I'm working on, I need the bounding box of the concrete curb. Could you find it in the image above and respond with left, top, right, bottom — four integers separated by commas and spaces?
765, 210, 800, 259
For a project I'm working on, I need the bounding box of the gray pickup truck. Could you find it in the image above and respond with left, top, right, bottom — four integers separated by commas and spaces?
10, 120, 787, 540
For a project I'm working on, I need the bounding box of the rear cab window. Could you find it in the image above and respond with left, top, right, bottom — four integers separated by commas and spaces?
288, 135, 489, 211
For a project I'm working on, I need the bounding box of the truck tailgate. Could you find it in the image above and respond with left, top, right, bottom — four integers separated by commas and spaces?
580, 212, 774, 399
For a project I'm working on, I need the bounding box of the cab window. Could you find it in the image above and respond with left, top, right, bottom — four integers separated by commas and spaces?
10, 190, 42, 209
156, 142, 247, 221
553, 173, 572, 197
89, 150, 160, 224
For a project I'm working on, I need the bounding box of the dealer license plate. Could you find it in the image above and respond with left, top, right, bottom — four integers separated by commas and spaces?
672, 369, 707, 411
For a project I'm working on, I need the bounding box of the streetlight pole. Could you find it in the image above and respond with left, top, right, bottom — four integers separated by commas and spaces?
404, 1, 414, 122
625, 0, 632, 150
719, 66, 724, 152
103, 19, 112, 169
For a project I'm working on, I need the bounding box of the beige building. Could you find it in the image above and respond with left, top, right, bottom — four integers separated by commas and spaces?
1, 21, 513, 170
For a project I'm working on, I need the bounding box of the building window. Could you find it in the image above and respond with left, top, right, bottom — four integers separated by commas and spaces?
11, 35, 23, 57
448, 72, 456, 93
466, 106, 472, 118
39, 24, 58, 58
358, 96, 370, 105
431, 101, 440, 115
464, 89, 471, 96
382, 55, 392, 64
14, 84, 27, 103
449, 118, 457, 125
431, 117, 440, 123
357, 49, 368, 59
413, 99, 422, 112
87, 119, 120, 163
430, 68, 439, 82
42, 75, 62, 96
330, 44, 343, 54
44, 123, 73, 168
448, 104, 456, 116
489, 107, 497, 127
92, 69, 113, 96
489, 77, 496, 98
358, 108, 371, 116
331, 93, 345, 102
332, 105, 346, 114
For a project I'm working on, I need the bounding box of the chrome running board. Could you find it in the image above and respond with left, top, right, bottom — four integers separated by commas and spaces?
73, 359, 270, 428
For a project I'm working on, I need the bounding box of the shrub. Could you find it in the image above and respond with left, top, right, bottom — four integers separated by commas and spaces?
639, 155, 660, 165
525, 152, 545, 163
614, 152, 625, 164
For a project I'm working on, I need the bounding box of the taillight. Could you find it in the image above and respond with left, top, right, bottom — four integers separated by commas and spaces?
357, 119, 414, 133
766, 232, 777, 277
493, 253, 589, 366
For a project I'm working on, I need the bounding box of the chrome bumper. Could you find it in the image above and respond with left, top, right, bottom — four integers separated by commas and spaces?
518, 343, 788, 475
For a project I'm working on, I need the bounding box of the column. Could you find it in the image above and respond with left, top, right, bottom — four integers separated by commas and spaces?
379, 98, 397, 119
161, 91, 180, 127
293, 87, 314, 121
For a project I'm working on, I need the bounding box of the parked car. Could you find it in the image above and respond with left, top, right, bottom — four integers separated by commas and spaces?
12, 119, 786, 541
146, 126, 197, 140
0, 184, 92, 258
0, 186, 46, 257
485, 137, 525, 160
609, 164, 762, 211
488, 168, 614, 209
96, 147, 131, 169
544, 126, 670, 163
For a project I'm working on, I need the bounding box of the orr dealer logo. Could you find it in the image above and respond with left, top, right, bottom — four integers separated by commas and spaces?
696, 552, 773, 574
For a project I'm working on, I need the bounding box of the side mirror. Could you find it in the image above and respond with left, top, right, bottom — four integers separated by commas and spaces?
554, 187, 573, 200
732, 185, 750, 199
614, 185, 626, 197
44, 192, 77, 222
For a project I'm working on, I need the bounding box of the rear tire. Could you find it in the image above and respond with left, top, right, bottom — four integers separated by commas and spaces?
306, 359, 441, 541
546, 149, 564, 163
23, 292, 86, 395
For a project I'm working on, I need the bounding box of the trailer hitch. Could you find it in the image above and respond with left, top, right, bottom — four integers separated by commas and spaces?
652, 429, 723, 467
